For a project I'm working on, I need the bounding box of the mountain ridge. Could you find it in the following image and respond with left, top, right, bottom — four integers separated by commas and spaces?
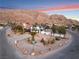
0, 9, 79, 26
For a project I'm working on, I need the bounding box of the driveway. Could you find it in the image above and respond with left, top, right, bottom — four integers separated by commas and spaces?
0, 27, 79, 59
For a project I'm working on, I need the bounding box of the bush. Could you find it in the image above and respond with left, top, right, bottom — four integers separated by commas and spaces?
40, 38, 45, 45
51, 39, 55, 44
48, 38, 55, 44
55, 37, 61, 41
40, 38, 55, 45
40, 38, 44, 43
27, 38, 32, 44
40, 38, 48, 45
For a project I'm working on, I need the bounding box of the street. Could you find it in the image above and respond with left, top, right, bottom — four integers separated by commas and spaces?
0, 28, 23, 59
44, 30, 79, 59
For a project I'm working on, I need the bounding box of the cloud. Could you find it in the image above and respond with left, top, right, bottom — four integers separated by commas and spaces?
34, 4, 79, 12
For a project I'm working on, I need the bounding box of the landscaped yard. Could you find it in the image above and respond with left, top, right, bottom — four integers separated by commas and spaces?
6, 28, 70, 56
5, 22, 71, 56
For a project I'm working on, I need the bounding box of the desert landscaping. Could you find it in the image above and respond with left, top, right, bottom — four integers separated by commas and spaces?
0, 0, 79, 59
5, 21, 72, 56
0, 9, 79, 58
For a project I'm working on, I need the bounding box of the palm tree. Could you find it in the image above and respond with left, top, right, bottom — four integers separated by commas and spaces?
30, 32, 37, 41
29, 31, 37, 52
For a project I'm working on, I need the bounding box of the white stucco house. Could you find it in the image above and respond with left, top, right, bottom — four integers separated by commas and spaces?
30, 24, 64, 38
30, 25, 44, 33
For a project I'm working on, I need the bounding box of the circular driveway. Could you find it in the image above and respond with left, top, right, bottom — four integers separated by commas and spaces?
0, 28, 79, 59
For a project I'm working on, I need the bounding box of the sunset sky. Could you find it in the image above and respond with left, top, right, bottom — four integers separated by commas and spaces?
0, 0, 79, 21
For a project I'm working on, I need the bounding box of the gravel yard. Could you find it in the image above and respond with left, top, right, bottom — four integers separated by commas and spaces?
6, 30, 71, 57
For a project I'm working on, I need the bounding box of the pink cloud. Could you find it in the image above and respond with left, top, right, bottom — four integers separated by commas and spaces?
34, 4, 79, 12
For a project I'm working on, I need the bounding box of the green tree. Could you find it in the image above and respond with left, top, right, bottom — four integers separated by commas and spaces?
58, 26, 66, 37
74, 25, 79, 32
51, 24, 57, 36
77, 26, 79, 32
12, 25, 24, 34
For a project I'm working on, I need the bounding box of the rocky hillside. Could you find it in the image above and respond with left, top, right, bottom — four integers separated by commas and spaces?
0, 9, 79, 26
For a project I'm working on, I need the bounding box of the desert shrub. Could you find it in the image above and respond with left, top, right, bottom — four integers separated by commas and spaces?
27, 38, 32, 44
40, 38, 48, 45
51, 39, 55, 44
41, 38, 55, 45
55, 37, 61, 41
48, 38, 55, 44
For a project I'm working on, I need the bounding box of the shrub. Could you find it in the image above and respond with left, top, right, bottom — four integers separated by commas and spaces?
55, 37, 61, 41
51, 39, 55, 44
40, 38, 48, 45
27, 38, 32, 44
40, 38, 55, 45
40, 38, 44, 43
48, 38, 55, 44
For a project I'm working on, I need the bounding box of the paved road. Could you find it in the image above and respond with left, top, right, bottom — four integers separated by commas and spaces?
0, 28, 23, 59
44, 30, 79, 59
0, 28, 79, 59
